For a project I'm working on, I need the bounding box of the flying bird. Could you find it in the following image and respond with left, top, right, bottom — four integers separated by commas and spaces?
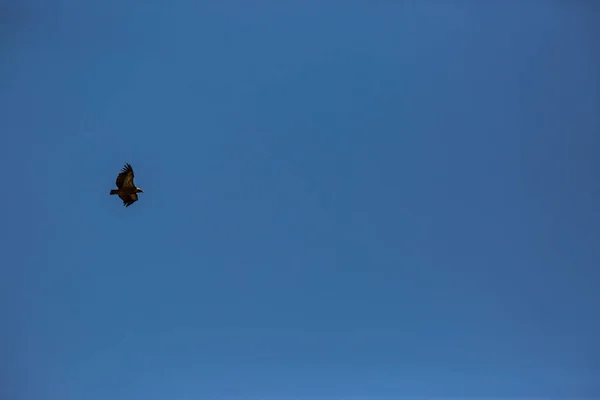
110, 163, 144, 207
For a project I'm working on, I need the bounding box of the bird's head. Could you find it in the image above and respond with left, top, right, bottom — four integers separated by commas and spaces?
136, 188, 144, 193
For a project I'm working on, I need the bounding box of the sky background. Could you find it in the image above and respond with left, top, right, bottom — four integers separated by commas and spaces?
1, 1, 599, 399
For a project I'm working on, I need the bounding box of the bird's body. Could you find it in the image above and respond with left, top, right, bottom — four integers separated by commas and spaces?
110, 163, 143, 207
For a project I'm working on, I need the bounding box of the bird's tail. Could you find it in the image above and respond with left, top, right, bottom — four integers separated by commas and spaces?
110, 189, 119, 195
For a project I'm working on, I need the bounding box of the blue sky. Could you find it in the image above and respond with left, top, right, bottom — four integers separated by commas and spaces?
1, 1, 599, 398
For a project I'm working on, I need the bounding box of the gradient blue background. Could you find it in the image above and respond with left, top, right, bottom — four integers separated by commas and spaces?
1, 1, 599, 398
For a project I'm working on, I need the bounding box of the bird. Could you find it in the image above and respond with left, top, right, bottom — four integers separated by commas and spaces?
110, 163, 144, 207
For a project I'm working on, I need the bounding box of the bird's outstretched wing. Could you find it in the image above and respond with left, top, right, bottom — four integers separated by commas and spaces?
119, 193, 138, 207
116, 163, 135, 189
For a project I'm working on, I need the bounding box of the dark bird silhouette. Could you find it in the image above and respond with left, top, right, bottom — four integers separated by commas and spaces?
110, 163, 144, 207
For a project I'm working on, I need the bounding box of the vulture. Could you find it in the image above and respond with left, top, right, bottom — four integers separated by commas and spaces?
110, 163, 144, 207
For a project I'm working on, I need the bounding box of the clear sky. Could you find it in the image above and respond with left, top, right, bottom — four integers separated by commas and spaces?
1, 1, 599, 398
